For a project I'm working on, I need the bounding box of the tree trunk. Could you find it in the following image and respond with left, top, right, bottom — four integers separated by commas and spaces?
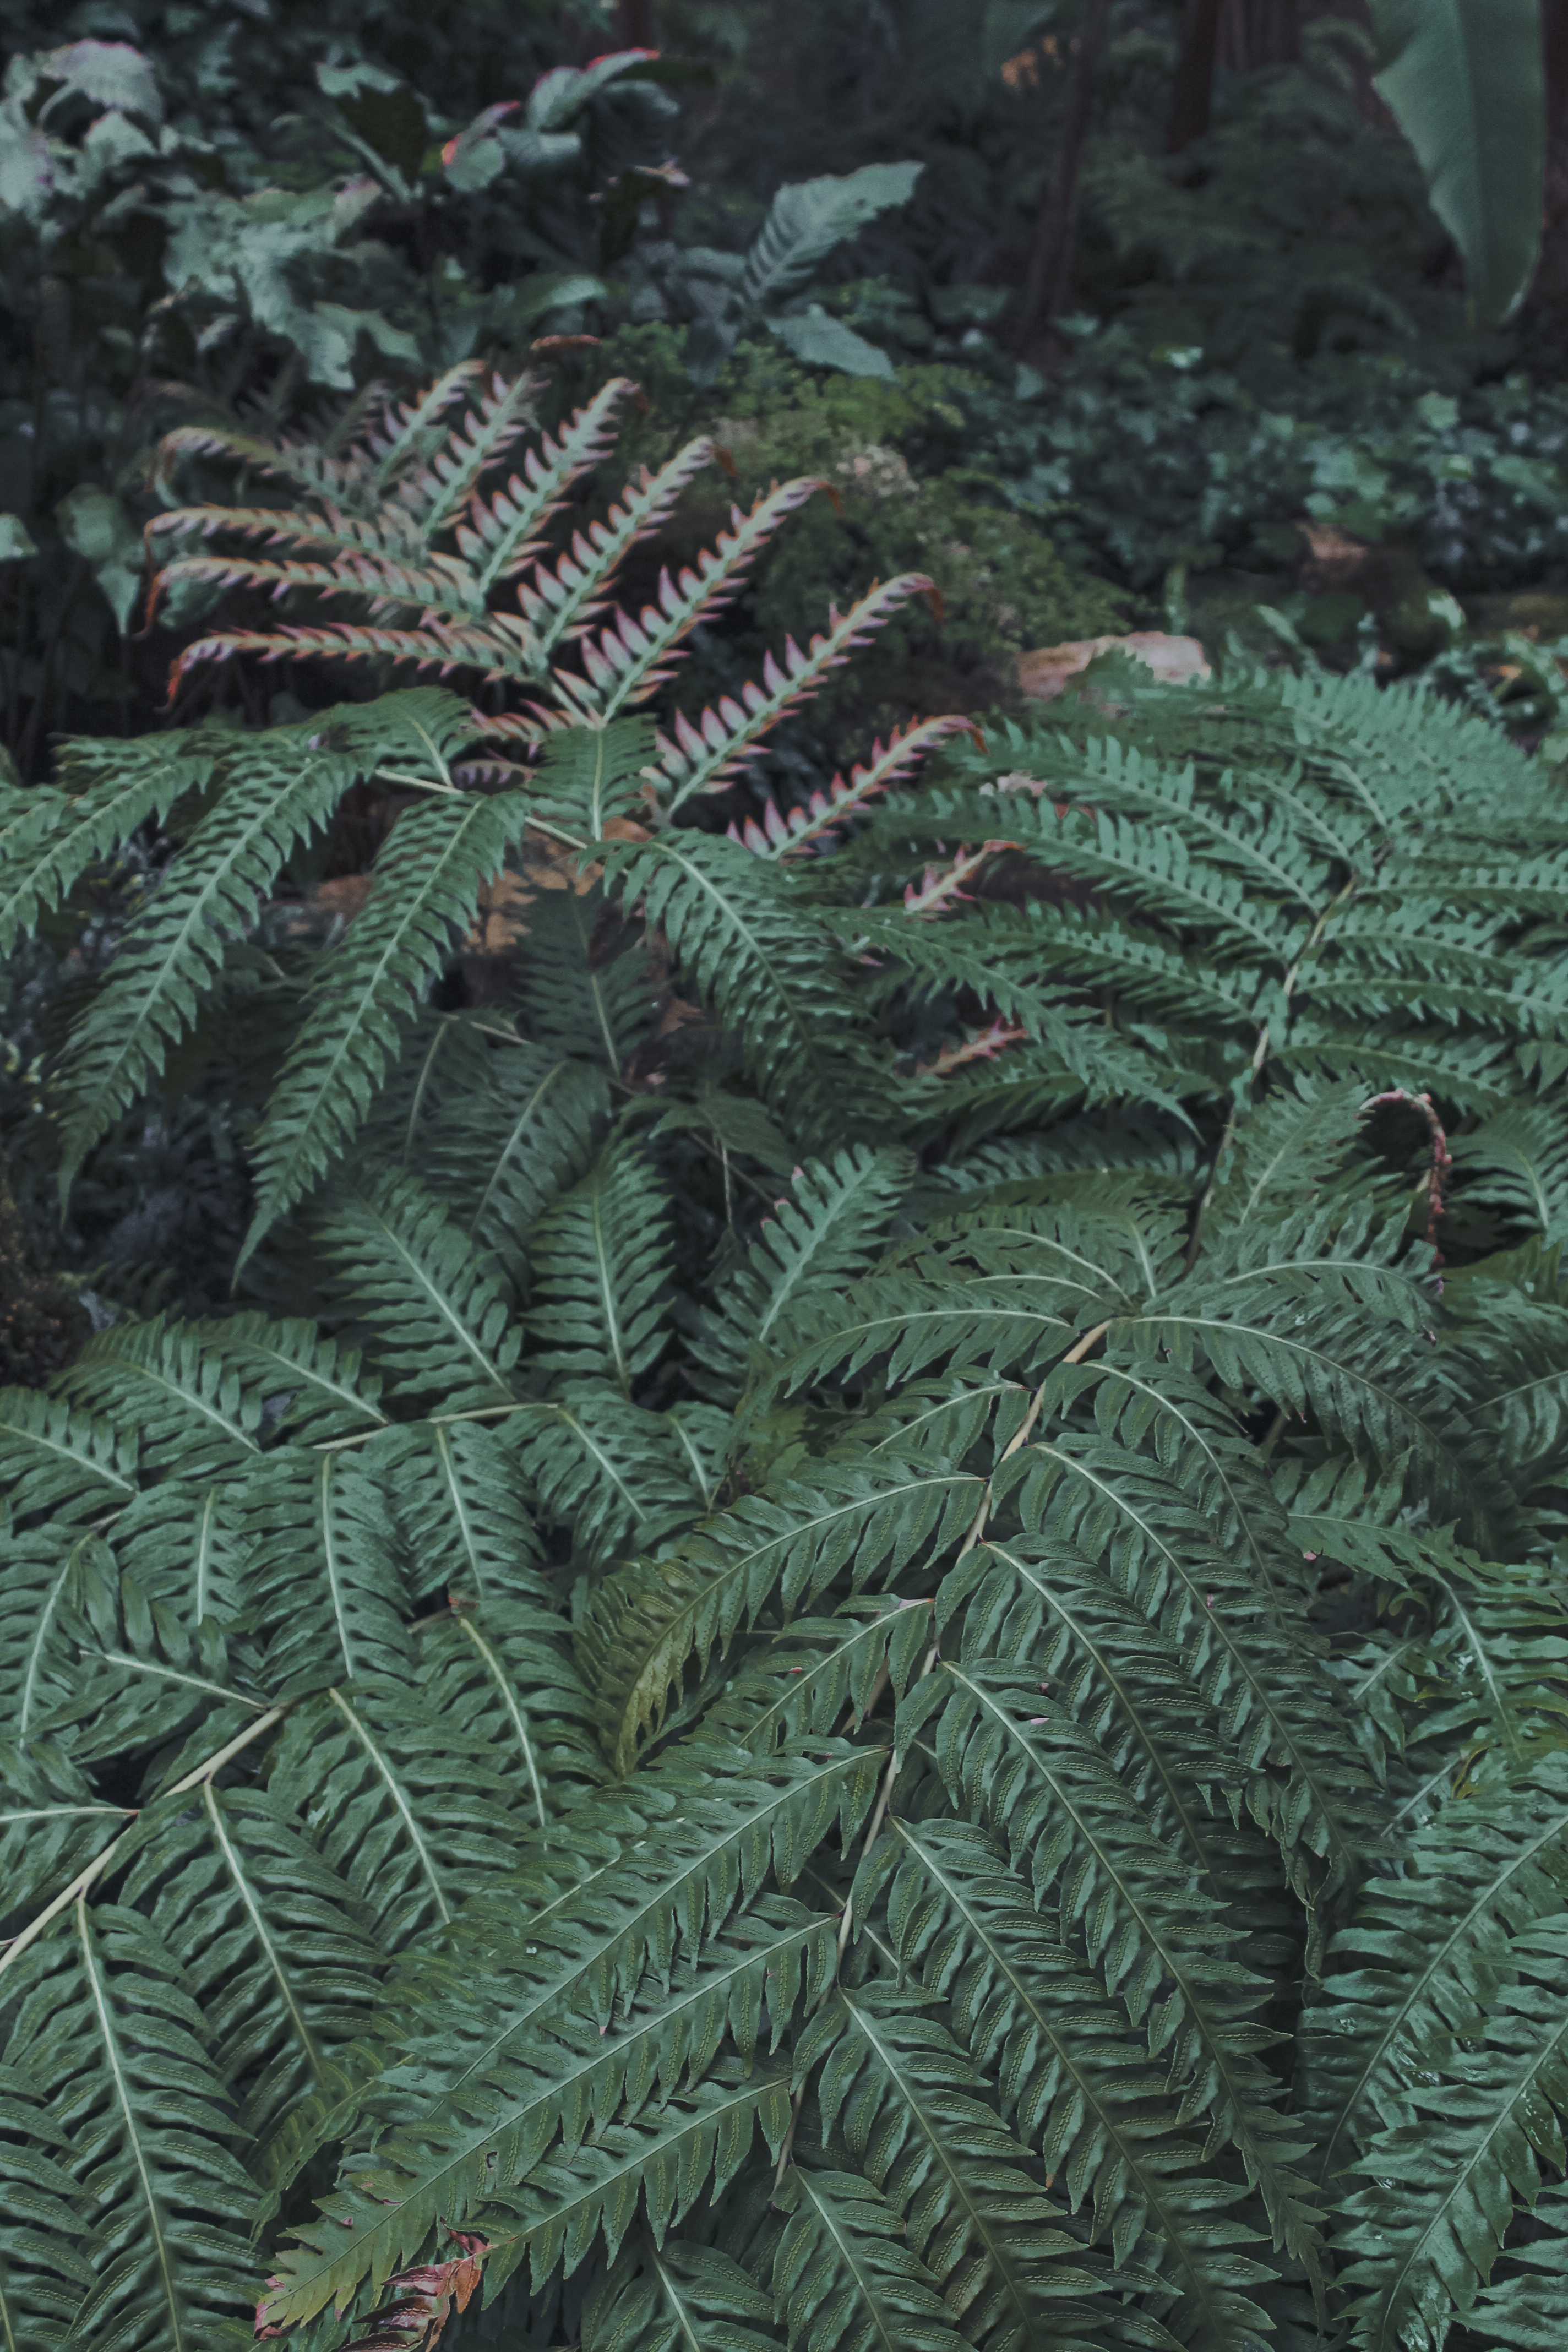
1015, 0, 1114, 350
1167, 0, 1223, 152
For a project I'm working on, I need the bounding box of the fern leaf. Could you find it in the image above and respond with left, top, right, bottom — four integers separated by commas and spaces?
582, 2238, 779, 2352
526, 1141, 673, 1391
0, 1389, 138, 1524
928, 1659, 1326, 2271
1304, 1752, 1568, 2200
416, 1599, 602, 1831
694, 1145, 913, 1400
119, 1778, 383, 2149
1335, 1915, 1568, 2348
318, 1169, 520, 1410
516, 428, 717, 650
242, 789, 530, 1250
801, 1984, 1123, 2351
602, 830, 867, 1139
384, 1418, 543, 1609
0, 729, 218, 955
520, 715, 657, 841
772, 2160, 967, 2352
882, 1817, 1277, 2348
581, 1464, 982, 1774
418, 1039, 608, 1283
243, 1445, 412, 1696
56, 1315, 265, 1480
0, 1902, 258, 2352
656, 579, 940, 813
565, 478, 831, 722
266, 1680, 531, 1949
53, 734, 358, 1190
512, 1383, 705, 1569
522, 887, 657, 1075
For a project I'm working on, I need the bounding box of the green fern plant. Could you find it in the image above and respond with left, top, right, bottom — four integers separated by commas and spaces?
4, 383, 1568, 2352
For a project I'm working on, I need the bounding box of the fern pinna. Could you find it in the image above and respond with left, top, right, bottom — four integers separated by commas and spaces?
2, 363, 1568, 2352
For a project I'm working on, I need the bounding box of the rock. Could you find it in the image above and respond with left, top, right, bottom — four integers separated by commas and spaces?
1016, 631, 1211, 702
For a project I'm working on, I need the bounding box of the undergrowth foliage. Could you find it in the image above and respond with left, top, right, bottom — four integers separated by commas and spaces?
3, 368, 1568, 2352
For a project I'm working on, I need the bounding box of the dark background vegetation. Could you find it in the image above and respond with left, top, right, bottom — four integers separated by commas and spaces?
6, 0, 1568, 1350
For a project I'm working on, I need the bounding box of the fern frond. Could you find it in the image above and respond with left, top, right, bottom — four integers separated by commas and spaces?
384, 1418, 542, 1609
882, 1816, 1277, 2348
318, 1169, 520, 1411
801, 1983, 1123, 2351
243, 1445, 411, 1696
266, 1679, 532, 1948
0, 730, 218, 955
582, 2239, 778, 2352
1303, 1752, 1568, 2201
695, 1145, 912, 1400
602, 830, 869, 1140
657, 578, 940, 813
927, 1659, 1326, 2269
242, 788, 529, 1250
581, 1464, 983, 1773
56, 1314, 265, 1480
564, 477, 831, 722
526, 1141, 673, 1391
418, 1038, 608, 1284
416, 1599, 602, 1831
53, 731, 360, 1191
461, 375, 635, 596
516, 428, 717, 649
514, 1382, 709, 1569
0, 1902, 258, 2352
519, 716, 657, 842
119, 1777, 383, 2149
0, 1389, 138, 1525
1335, 1914, 1568, 2348
771, 2160, 968, 2352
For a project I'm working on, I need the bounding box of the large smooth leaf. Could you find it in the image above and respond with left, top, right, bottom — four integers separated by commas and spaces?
1371, 0, 1544, 326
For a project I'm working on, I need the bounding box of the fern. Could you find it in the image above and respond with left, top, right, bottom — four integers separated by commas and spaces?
7, 547, 1568, 2352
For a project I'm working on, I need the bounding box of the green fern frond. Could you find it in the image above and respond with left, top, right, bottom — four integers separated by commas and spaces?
881, 1817, 1277, 2348
0, 728, 219, 955
53, 734, 358, 1193
516, 428, 717, 651
581, 1464, 983, 1773
520, 716, 658, 842
694, 1145, 912, 1400
800, 1983, 1123, 2352
56, 1315, 265, 1480
526, 1141, 673, 1391
383, 1418, 542, 1608
416, 1599, 602, 1832
242, 787, 529, 1250
318, 1168, 521, 1410
582, 2237, 779, 2352
0, 1901, 259, 2352
521, 887, 658, 1076
1304, 1752, 1568, 2201
119, 1778, 383, 2149
242, 1446, 412, 1696
514, 1382, 709, 1568
771, 2160, 968, 2352
0, 1388, 138, 1525
1335, 1913, 1568, 2349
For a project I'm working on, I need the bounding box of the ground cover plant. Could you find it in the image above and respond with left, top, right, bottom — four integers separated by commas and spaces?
3, 360, 1568, 2352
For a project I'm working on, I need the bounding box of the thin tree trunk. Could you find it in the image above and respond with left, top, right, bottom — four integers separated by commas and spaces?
617, 0, 655, 47
1167, 0, 1223, 152
1015, 0, 1114, 350
1548, 0, 1568, 139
